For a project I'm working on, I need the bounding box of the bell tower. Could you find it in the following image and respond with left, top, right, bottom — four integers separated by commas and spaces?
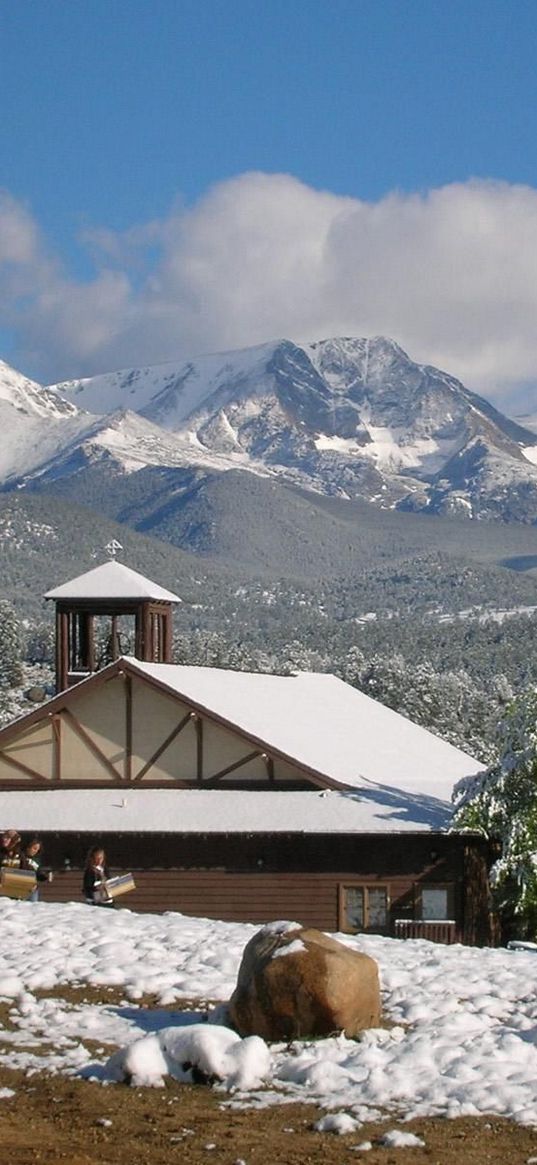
45, 559, 181, 693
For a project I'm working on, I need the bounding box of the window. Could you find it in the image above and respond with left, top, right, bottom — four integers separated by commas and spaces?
339, 883, 389, 933
420, 885, 453, 921
344, 886, 364, 929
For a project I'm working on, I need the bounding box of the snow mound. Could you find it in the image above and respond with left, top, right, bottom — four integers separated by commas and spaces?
380, 1129, 426, 1148
0, 976, 24, 999
314, 1112, 361, 1134
106, 1023, 271, 1091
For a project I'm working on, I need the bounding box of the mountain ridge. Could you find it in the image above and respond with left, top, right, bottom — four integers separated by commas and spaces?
2, 336, 537, 526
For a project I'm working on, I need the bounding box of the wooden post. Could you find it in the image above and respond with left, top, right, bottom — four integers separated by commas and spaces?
56, 609, 69, 693
150, 609, 158, 661
52, 714, 61, 782
55, 608, 63, 694
134, 607, 143, 658
164, 606, 173, 662
125, 673, 133, 782
51, 590, 176, 687
69, 611, 77, 673
196, 716, 203, 782
141, 602, 151, 661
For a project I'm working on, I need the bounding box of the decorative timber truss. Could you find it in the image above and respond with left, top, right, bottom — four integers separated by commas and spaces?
0, 658, 333, 791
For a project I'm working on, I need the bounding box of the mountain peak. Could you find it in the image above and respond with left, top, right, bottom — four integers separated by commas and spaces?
0, 359, 79, 420
308, 334, 409, 362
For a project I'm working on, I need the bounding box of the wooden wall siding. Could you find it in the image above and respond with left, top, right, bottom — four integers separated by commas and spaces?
26, 869, 436, 934
13, 830, 492, 942
0, 671, 311, 786
26, 867, 475, 940
37, 869, 340, 930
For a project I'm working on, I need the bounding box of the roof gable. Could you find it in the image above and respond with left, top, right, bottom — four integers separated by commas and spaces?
0, 657, 481, 807
127, 659, 480, 802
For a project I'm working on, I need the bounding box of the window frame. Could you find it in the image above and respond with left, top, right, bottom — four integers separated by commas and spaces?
417, 882, 455, 922
338, 881, 391, 934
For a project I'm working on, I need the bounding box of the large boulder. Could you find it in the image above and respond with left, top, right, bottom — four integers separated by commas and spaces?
228, 922, 381, 1040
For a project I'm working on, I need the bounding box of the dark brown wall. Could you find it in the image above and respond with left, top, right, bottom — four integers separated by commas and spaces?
27, 831, 492, 943
37, 830, 468, 874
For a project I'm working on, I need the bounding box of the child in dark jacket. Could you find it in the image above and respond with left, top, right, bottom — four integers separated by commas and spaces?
20, 839, 53, 902
83, 846, 114, 907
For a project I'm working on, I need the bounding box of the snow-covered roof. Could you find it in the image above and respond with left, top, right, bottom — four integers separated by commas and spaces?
127, 658, 480, 801
0, 658, 480, 830
0, 786, 451, 835
44, 560, 181, 603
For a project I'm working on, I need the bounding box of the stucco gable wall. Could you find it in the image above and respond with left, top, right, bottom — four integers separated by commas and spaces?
60, 680, 126, 778
0, 720, 55, 782
131, 677, 197, 781
272, 757, 315, 784
201, 716, 265, 780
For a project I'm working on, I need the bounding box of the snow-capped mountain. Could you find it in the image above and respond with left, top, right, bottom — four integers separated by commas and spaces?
46, 336, 537, 521
2, 338, 537, 523
0, 359, 77, 420
0, 356, 263, 489
0, 359, 94, 482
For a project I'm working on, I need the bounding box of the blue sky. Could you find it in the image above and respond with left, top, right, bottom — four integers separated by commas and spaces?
4, 0, 536, 243
2, 0, 537, 410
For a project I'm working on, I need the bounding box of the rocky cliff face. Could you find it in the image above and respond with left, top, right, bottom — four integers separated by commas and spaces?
135, 335, 537, 519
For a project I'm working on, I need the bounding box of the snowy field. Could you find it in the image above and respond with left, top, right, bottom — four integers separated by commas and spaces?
0, 899, 536, 1128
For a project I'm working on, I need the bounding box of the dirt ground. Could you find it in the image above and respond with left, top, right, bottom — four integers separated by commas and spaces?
0, 989, 536, 1165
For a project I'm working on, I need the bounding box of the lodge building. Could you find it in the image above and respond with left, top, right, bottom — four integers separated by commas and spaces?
0, 560, 492, 942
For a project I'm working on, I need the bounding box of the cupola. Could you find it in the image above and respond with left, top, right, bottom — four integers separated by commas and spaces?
45, 559, 181, 692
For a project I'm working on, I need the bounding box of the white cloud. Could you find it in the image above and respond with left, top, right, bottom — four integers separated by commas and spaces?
0, 192, 40, 264
1, 175, 537, 412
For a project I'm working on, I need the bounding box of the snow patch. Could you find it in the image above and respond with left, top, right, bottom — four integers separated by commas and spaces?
260, 920, 301, 936
522, 445, 537, 466
272, 939, 307, 959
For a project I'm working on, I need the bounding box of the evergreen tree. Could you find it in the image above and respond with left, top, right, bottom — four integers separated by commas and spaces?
0, 600, 23, 689
25, 621, 55, 665
452, 687, 537, 939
